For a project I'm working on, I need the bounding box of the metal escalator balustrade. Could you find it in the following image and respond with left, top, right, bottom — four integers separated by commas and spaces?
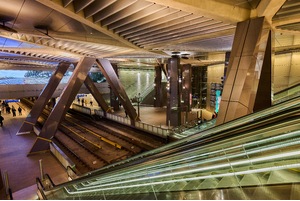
65, 120, 300, 192
80, 121, 300, 187
43, 113, 300, 199
41, 103, 300, 199
79, 131, 300, 189
174, 94, 300, 138
273, 82, 300, 104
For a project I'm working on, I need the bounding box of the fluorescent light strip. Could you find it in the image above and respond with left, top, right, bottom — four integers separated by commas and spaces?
74, 150, 300, 191
66, 162, 300, 194
83, 133, 300, 186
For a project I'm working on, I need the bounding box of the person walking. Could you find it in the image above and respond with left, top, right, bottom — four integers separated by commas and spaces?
12, 106, 16, 117
18, 106, 22, 115
0, 114, 4, 126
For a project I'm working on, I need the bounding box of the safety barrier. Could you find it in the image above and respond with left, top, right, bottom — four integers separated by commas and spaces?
94, 109, 170, 139
71, 104, 92, 115
50, 143, 75, 171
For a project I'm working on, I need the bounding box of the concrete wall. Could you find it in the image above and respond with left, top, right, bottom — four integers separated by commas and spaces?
0, 82, 110, 99
273, 52, 300, 93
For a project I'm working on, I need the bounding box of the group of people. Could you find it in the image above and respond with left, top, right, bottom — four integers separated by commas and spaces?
0, 100, 23, 127
77, 97, 93, 107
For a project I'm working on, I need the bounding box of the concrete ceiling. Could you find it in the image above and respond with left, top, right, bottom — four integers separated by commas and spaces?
0, 0, 298, 69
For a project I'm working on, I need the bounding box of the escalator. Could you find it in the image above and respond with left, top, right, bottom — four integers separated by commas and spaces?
37, 96, 300, 199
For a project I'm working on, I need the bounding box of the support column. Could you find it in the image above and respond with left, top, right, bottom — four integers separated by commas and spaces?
17, 62, 70, 135
181, 64, 192, 112
253, 31, 272, 112
84, 75, 112, 116
28, 57, 95, 154
110, 63, 120, 111
96, 59, 139, 125
154, 65, 163, 107
217, 17, 272, 125
166, 57, 181, 127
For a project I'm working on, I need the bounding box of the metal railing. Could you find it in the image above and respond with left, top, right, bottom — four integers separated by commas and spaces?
94, 109, 170, 139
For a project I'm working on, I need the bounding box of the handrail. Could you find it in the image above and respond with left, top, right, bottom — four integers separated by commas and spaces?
41, 96, 300, 193
44, 173, 55, 188
8, 188, 13, 200
36, 177, 47, 200
273, 82, 300, 95
94, 109, 170, 139
0, 169, 13, 200
67, 166, 79, 180
42, 101, 300, 199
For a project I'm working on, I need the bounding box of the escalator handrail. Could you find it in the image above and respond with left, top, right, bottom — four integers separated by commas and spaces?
42, 98, 299, 190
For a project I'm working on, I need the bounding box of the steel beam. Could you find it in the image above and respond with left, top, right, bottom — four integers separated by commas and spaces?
17, 62, 70, 135
96, 59, 139, 125
28, 57, 95, 155
84, 75, 111, 115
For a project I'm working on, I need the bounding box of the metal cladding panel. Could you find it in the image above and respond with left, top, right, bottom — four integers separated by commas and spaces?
181, 64, 191, 112
217, 17, 271, 125
84, 75, 110, 113
154, 65, 163, 107
166, 57, 181, 127
96, 58, 139, 124
29, 57, 95, 154
18, 62, 70, 135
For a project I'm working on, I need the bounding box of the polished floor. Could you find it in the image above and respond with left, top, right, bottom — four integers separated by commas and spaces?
0, 102, 170, 200
0, 102, 68, 200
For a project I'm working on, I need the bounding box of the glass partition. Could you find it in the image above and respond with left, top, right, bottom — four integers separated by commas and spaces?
41, 97, 300, 199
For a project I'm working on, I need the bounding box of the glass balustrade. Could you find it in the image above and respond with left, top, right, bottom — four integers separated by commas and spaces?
41, 96, 300, 199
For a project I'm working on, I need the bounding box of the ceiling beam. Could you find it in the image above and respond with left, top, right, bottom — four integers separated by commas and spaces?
36, 0, 142, 50
256, 0, 286, 25
16, 30, 131, 48
273, 16, 300, 28
145, 0, 251, 24
146, 28, 235, 50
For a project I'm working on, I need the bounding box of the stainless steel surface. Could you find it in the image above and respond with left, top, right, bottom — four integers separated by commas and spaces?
17, 62, 70, 135
96, 58, 139, 124
29, 57, 95, 154
217, 17, 271, 124
83, 75, 111, 114
40, 95, 300, 199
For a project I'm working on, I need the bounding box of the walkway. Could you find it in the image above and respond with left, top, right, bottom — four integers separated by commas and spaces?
0, 101, 68, 200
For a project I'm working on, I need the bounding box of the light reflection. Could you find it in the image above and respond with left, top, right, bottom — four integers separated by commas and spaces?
66, 163, 300, 194
84, 130, 300, 187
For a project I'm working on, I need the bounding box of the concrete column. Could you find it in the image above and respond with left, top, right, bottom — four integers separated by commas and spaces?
28, 57, 95, 154
217, 17, 272, 125
17, 62, 70, 135
166, 57, 181, 127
